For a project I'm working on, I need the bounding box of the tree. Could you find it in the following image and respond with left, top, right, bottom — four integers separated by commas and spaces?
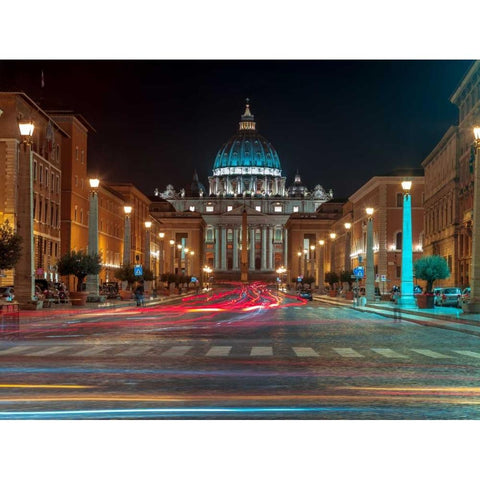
114, 264, 137, 290
325, 271, 339, 289
0, 220, 22, 271
340, 270, 354, 290
303, 275, 315, 288
413, 255, 450, 293
57, 251, 102, 292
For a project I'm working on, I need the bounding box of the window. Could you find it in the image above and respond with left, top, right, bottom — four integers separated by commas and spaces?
74, 175, 78, 187
56, 176, 59, 193
33, 161, 37, 181
80, 209, 83, 224
395, 232, 402, 250
227, 206, 233, 212
33, 196, 37, 220
80, 178, 84, 191
75, 147, 79, 161
51, 173, 54, 191
74, 205, 78, 222
206, 206, 214, 213
396, 193, 403, 207
396, 265, 401, 278
255, 206, 261, 212
81, 150, 85, 164
45, 168, 49, 187
39, 166, 43, 185
189, 206, 195, 212
293, 206, 299, 213
274, 205, 282, 213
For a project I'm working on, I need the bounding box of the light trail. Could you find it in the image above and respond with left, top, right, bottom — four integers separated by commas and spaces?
0, 384, 92, 389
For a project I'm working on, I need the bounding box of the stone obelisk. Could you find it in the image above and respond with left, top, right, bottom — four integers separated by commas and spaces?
241, 208, 248, 283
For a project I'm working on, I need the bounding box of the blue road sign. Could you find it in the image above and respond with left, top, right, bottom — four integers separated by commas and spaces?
353, 266, 364, 278
134, 265, 143, 276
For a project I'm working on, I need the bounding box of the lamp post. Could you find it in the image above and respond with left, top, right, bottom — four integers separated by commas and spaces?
15, 120, 35, 306
310, 245, 316, 282
86, 178, 100, 295
303, 248, 308, 280
169, 239, 175, 274
177, 244, 183, 273
144, 221, 152, 273
297, 251, 302, 282
184, 247, 189, 275
329, 232, 337, 274
203, 265, 212, 289
398, 181, 416, 307
344, 222, 352, 272
464, 126, 480, 313
159, 232, 165, 279
189, 251, 195, 278
318, 239, 325, 293
365, 207, 375, 304
123, 206, 132, 265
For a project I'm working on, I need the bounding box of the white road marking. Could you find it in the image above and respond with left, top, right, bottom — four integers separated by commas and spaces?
0, 346, 35, 355
333, 348, 364, 358
115, 346, 153, 357
250, 346, 273, 356
161, 346, 192, 356
293, 347, 319, 357
371, 348, 408, 358
25, 346, 72, 356
206, 346, 232, 357
453, 350, 480, 359
71, 346, 112, 357
410, 349, 452, 358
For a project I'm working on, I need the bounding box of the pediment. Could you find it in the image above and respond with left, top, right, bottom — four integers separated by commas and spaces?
222, 205, 265, 217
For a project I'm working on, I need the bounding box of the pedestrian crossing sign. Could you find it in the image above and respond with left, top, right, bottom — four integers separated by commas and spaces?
134, 265, 143, 276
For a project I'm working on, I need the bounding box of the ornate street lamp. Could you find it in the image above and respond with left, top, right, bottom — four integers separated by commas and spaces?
297, 250, 302, 280
310, 245, 316, 281
144, 221, 152, 275
169, 239, 175, 274
344, 222, 352, 272
15, 120, 35, 305
159, 232, 165, 278
329, 232, 337, 274
398, 181, 416, 307
318, 239, 325, 293
365, 207, 375, 304
464, 126, 480, 312
123, 206, 132, 265
86, 178, 100, 295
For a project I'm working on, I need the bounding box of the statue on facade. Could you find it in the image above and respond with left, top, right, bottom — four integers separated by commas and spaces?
160, 184, 177, 199
312, 184, 330, 200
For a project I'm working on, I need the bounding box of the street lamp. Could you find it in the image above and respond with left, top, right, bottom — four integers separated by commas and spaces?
123, 206, 132, 265
189, 250, 195, 277
310, 245, 316, 281
329, 232, 337, 274
344, 222, 352, 272
303, 248, 308, 280
15, 120, 35, 305
365, 207, 375, 304
86, 178, 100, 295
464, 126, 480, 312
159, 233, 165, 279
203, 265, 212, 289
398, 180, 416, 307
144, 221, 152, 286
169, 239, 175, 274
297, 250, 302, 281
177, 243, 183, 273
318, 239, 325, 293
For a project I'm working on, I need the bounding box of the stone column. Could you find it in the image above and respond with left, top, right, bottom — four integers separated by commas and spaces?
283, 228, 288, 269
214, 226, 220, 270
86, 188, 99, 294
233, 226, 239, 270
249, 227, 256, 269
268, 226, 274, 270
221, 226, 227, 270
261, 225, 267, 270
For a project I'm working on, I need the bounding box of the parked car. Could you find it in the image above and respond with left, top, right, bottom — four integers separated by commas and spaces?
433, 288, 444, 306
413, 285, 423, 295
35, 279, 59, 302
437, 287, 462, 308
297, 290, 313, 301
461, 287, 471, 305
0, 286, 15, 302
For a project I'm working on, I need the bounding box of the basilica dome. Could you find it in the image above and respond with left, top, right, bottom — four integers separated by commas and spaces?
212, 102, 282, 175
209, 101, 286, 196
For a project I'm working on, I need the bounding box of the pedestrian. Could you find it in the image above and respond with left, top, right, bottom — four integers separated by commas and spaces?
134, 280, 145, 307
393, 305, 401, 323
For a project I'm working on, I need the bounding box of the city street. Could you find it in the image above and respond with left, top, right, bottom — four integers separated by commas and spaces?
1, 282, 480, 419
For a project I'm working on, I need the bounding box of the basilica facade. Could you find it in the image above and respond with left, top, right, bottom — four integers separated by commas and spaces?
154, 101, 333, 280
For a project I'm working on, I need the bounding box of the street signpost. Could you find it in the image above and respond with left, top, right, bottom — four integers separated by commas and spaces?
134, 265, 143, 277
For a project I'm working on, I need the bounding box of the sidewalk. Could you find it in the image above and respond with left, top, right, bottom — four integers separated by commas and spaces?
314, 293, 480, 337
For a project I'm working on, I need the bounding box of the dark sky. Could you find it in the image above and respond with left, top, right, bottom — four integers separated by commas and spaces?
0, 60, 473, 198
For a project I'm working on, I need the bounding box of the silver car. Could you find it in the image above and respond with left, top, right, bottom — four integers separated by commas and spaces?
437, 287, 462, 307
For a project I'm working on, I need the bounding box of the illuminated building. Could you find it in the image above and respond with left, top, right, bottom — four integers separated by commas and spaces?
154, 101, 333, 281
0, 93, 67, 301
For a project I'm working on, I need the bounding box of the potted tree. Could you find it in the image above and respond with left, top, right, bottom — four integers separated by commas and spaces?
303, 275, 315, 290
340, 270, 354, 300
57, 251, 102, 306
114, 264, 136, 300
413, 255, 450, 308
325, 271, 339, 297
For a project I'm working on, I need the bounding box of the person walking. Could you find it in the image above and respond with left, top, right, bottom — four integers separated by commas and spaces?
134, 280, 145, 307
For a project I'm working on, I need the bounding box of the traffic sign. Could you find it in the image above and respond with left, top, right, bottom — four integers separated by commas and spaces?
134, 265, 143, 276
353, 266, 364, 278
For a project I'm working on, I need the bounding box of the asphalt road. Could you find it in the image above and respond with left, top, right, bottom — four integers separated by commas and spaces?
1, 282, 480, 419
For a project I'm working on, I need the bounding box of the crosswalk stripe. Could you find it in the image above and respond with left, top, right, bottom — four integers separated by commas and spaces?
371, 348, 408, 358
410, 349, 452, 358
206, 346, 232, 357
0, 346, 35, 355
114, 346, 153, 357
25, 346, 72, 356
250, 346, 273, 356
161, 346, 192, 356
453, 350, 480, 359
71, 346, 112, 357
333, 348, 364, 358
293, 347, 319, 357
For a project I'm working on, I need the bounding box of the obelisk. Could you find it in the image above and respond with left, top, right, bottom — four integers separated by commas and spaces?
240, 208, 248, 283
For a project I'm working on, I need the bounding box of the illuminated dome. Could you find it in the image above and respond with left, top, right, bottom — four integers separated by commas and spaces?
209, 100, 286, 196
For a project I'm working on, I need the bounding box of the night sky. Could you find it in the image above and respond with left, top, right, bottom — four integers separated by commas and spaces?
0, 60, 473, 199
